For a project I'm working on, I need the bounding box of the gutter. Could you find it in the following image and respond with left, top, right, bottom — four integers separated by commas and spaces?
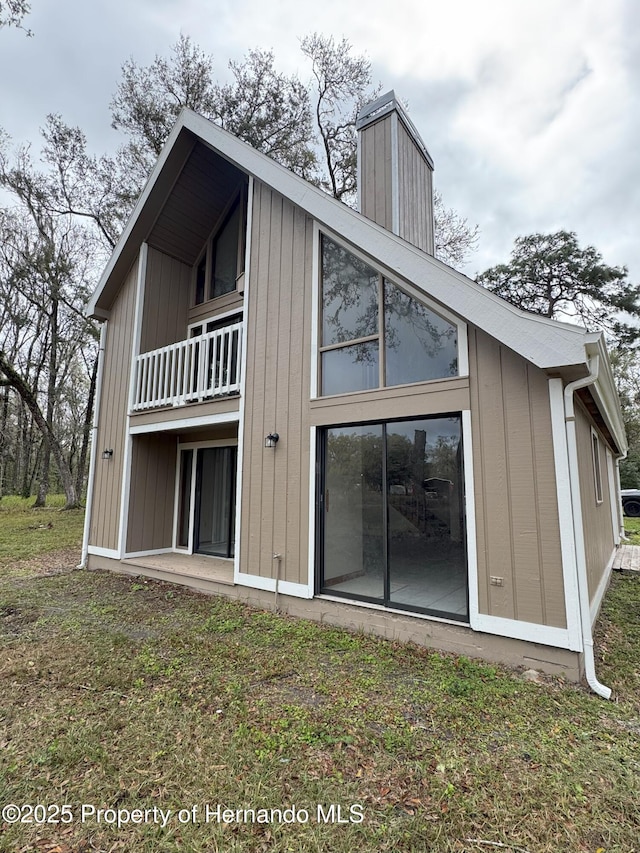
563, 354, 612, 699
79, 321, 107, 569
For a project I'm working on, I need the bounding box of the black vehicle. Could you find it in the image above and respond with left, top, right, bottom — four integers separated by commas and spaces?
621, 489, 640, 518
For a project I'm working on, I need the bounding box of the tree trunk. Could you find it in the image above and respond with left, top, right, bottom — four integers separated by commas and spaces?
75, 353, 98, 501
0, 351, 78, 509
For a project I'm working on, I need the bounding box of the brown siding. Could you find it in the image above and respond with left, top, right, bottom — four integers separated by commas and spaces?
574, 400, 616, 600
140, 247, 191, 353
469, 328, 566, 628
90, 259, 139, 551
359, 115, 393, 231
240, 182, 313, 584
397, 120, 434, 254
310, 378, 470, 425
126, 433, 177, 553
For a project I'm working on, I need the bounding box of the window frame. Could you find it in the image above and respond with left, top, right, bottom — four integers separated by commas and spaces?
315, 230, 466, 398
316, 412, 468, 622
193, 186, 247, 307
591, 426, 604, 505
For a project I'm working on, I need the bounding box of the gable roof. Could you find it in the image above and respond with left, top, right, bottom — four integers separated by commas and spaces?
87, 109, 626, 454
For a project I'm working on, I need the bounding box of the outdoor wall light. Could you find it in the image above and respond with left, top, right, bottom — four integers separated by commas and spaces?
264, 433, 279, 448
102, 448, 114, 460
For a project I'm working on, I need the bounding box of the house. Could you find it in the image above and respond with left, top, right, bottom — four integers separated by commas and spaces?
82, 92, 627, 695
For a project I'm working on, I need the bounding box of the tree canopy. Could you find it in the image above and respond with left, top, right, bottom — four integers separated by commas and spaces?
477, 230, 640, 346
0, 0, 30, 32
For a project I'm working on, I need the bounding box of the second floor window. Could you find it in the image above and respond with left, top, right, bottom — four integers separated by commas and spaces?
320, 235, 458, 396
195, 192, 246, 305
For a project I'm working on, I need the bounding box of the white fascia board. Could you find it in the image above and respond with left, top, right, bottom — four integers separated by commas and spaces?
586, 336, 627, 455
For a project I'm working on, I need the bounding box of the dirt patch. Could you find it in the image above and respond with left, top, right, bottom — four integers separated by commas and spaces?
5, 547, 81, 577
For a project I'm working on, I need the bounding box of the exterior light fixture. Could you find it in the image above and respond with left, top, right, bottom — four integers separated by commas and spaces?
102, 448, 114, 460
264, 432, 279, 448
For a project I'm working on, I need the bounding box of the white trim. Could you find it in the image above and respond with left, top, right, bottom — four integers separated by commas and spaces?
317, 594, 465, 626
591, 425, 604, 505
548, 379, 583, 651
187, 306, 244, 336
590, 547, 616, 624
80, 321, 108, 567
172, 443, 182, 551
128, 243, 147, 411
462, 410, 480, 630
471, 614, 574, 650
235, 572, 313, 599
310, 221, 320, 399
178, 438, 238, 451
88, 545, 120, 559
129, 411, 240, 435
123, 548, 173, 559
307, 425, 317, 594
118, 245, 148, 558
390, 110, 400, 236
233, 175, 253, 585
356, 124, 362, 214
605, 448, 620, 546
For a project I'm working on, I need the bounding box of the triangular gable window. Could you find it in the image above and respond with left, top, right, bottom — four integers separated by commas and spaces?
320, 235, 457, 396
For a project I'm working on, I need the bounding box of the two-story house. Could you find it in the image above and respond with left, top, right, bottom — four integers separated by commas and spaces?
82, 92, 626, 694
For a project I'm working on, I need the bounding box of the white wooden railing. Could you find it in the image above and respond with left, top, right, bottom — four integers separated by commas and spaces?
132, 322, 242, 411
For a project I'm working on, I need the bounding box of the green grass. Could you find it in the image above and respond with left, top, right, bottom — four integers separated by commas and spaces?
624, 516, 640, 545
1, 502, 639, 851
0, 494, 84, 566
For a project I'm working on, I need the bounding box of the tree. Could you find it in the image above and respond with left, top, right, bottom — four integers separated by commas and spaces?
611, 348, 640, 488
0, 0, 30, 33
301, 33, 380, 205
111, 36, 317, 185
0, 136, 99, 509
433, 190, 479, 267
476, 231, 640, 346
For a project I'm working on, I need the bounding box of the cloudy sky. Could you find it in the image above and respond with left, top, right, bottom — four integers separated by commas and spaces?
1, 0, 638, 281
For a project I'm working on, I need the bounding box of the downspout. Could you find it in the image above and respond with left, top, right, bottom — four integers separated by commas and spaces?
563, 354, 612, 699
79, 321, 107, 569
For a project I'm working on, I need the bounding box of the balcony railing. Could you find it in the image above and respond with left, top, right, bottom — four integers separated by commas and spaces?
132, 322, 242, 411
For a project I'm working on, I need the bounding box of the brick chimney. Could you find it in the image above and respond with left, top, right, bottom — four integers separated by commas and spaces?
356, 91, 435, 255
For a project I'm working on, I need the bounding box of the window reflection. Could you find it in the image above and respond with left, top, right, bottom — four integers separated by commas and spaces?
384, 280, 457, 386
319, 235, 459, 396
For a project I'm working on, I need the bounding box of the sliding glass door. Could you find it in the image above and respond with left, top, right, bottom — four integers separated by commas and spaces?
176, 444, 237, 558
319, 416, 467, 621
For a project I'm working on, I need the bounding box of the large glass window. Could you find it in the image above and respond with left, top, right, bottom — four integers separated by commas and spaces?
194, 192, 246, 305
319, 235, 458, 395
319, 416, 467, 621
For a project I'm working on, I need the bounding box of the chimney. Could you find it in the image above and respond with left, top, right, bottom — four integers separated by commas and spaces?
356, 91, 435, 255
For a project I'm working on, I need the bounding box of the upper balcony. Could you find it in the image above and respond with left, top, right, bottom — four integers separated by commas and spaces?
132, 321, 242, 412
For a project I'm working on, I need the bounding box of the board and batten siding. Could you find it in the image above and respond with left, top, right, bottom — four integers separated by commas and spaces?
140, 246, 192, 353
468, 328, 567, 629
89, 259, 139, 552
358, 111, 434, 255
574, 400, 616, 601
239, 182, 314, 585
396, 119, 434, 255
126, 433, 177, 553
359, 115, 393, 232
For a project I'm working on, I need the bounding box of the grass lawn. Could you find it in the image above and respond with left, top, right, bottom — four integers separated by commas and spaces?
1, 499, 639, 852
624, 516, 640, 545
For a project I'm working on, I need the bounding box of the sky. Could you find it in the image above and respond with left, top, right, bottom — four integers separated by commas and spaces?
1, 0, 639, 282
